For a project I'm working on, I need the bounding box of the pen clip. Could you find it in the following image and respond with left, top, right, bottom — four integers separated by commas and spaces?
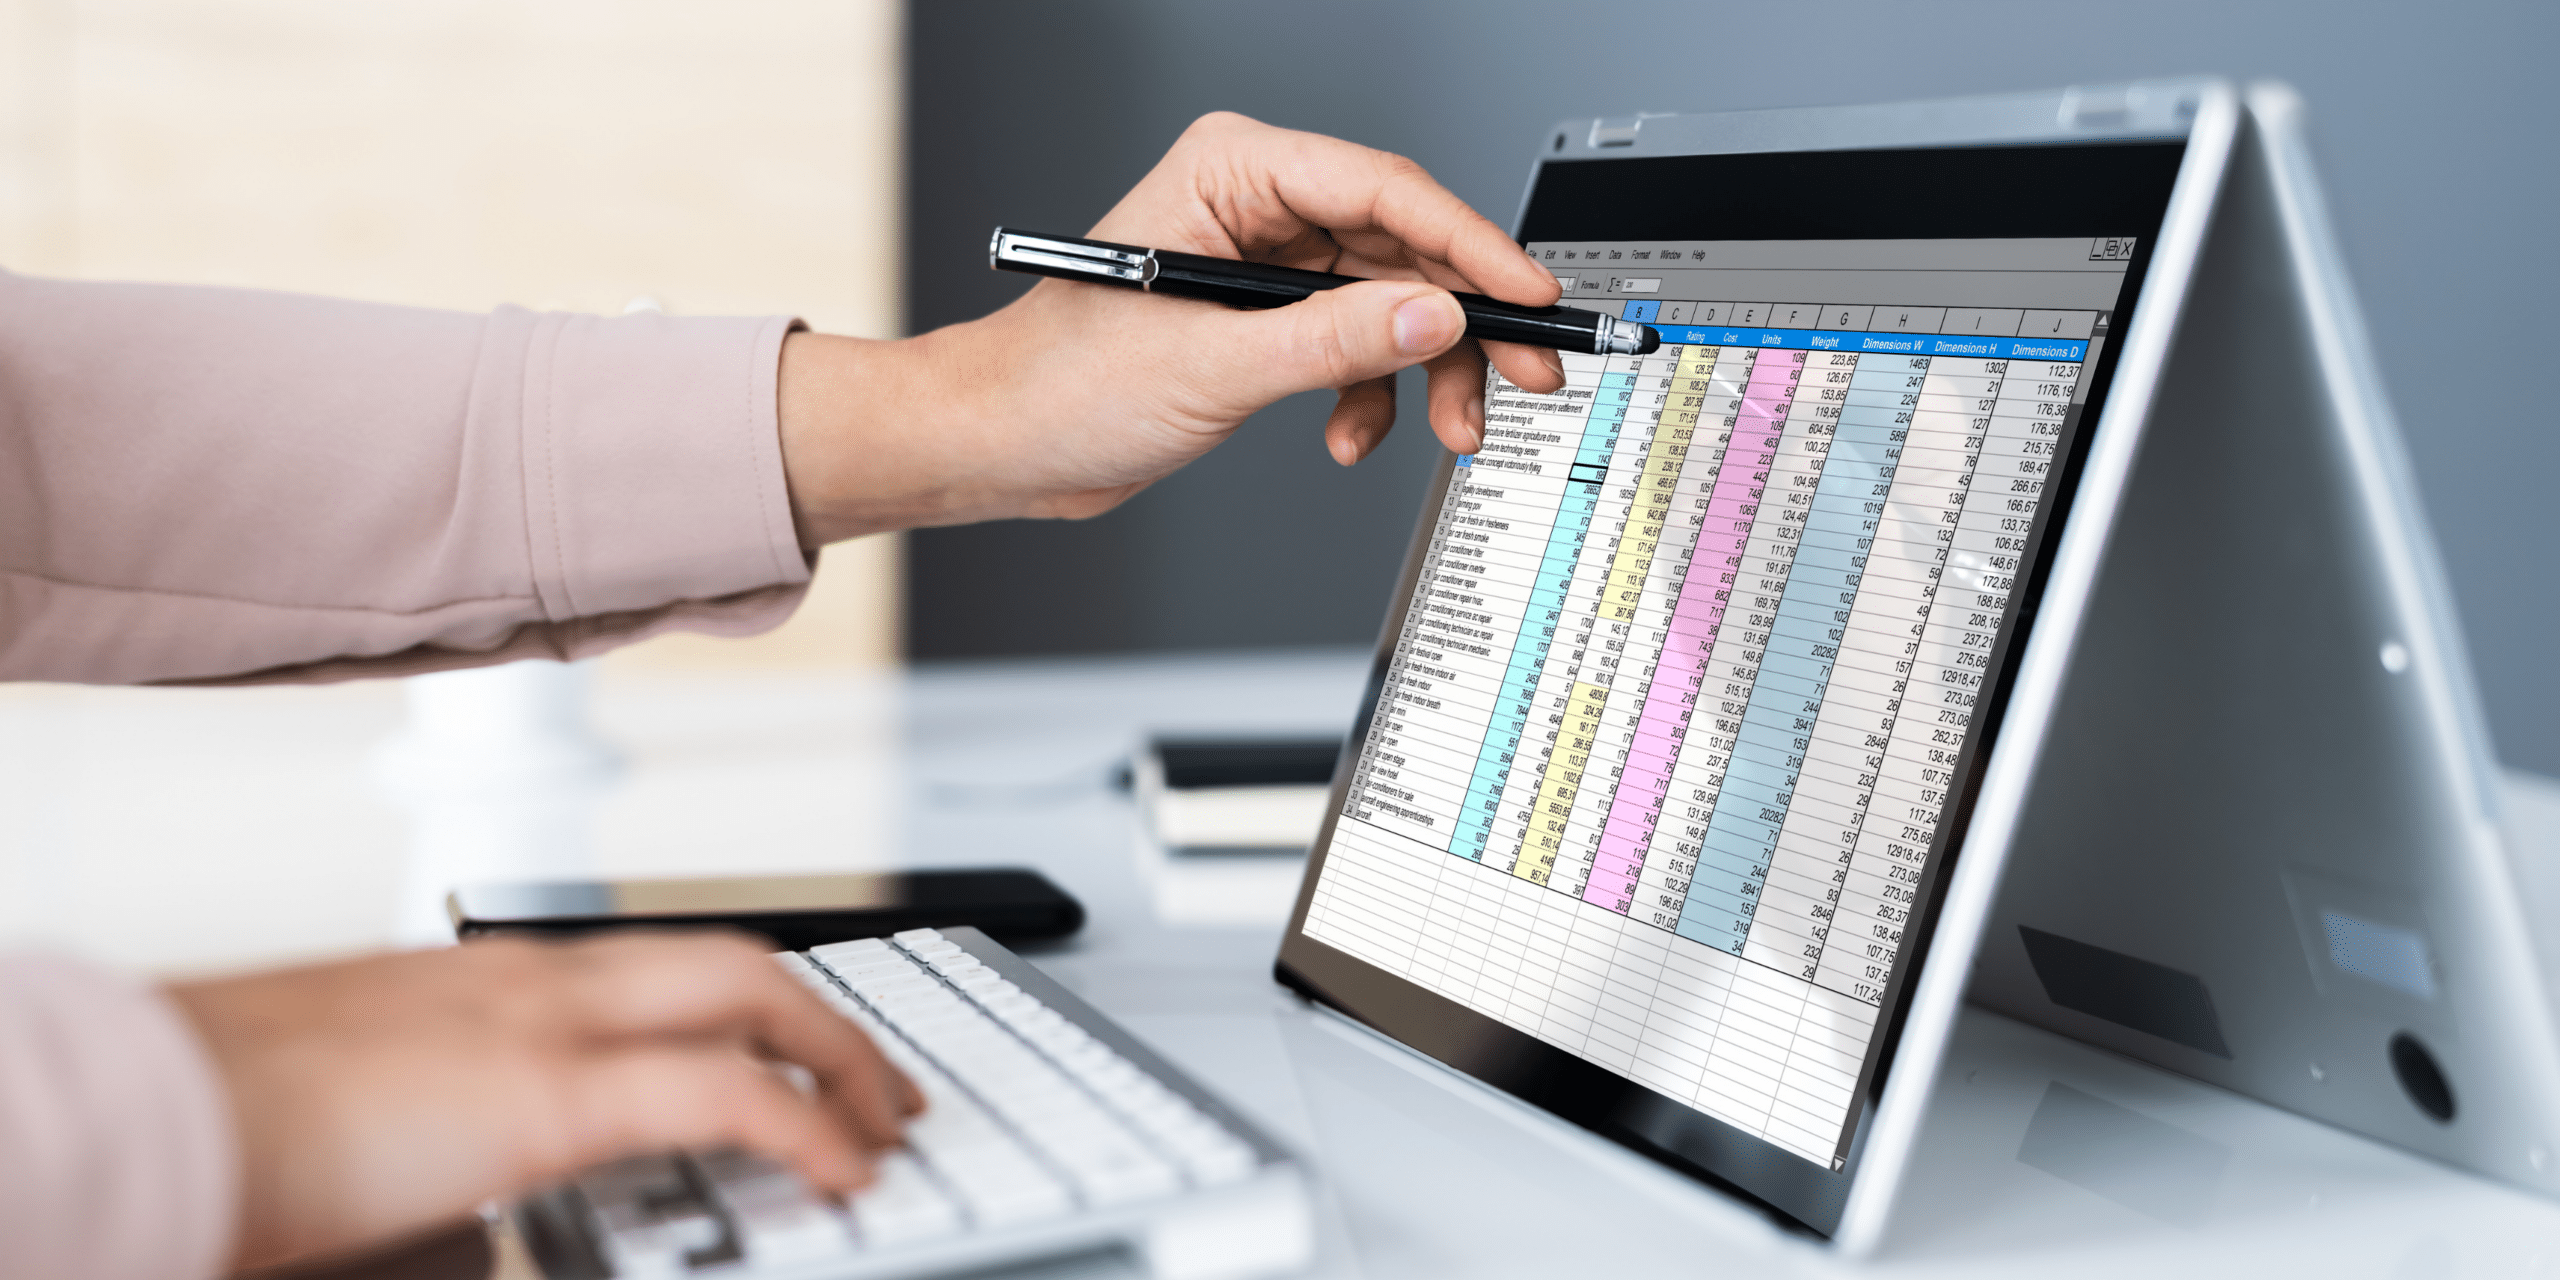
989, 228, 1158, 286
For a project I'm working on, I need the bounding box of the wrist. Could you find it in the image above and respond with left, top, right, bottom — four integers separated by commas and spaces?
777, 317, 1020, 546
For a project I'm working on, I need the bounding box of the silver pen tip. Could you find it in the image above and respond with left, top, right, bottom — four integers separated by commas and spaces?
1598, 315, 1659, 356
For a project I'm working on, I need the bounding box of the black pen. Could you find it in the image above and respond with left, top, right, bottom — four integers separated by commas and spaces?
990, 227, 1662, 357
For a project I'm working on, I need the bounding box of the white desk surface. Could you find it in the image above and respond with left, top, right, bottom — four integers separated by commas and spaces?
5, 648, 2557, 1277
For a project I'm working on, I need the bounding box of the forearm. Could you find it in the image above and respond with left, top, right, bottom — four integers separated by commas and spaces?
775, 266, 1474, 545
0, 272, 812, 685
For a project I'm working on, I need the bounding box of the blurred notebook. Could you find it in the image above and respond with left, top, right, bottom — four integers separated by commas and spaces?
1127, 738, 1340, 927
1132, 738, 1339, 856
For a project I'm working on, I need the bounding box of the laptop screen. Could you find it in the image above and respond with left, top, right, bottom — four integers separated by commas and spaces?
1279, 141, 2186, 1234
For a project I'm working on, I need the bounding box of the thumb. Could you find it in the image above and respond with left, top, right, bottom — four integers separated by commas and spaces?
1200, 279, 1464, 411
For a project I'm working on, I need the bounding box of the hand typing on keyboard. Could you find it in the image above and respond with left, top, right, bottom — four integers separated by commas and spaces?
531, 930, 1294, 1279
167, 931, 924, 1273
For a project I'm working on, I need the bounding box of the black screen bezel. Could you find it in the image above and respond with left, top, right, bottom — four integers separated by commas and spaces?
1277, 140, 2187, 1237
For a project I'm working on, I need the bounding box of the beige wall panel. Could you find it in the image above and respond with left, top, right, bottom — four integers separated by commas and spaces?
0, 0, 905, 666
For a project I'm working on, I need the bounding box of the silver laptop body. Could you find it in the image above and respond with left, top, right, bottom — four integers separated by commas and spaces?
1966, 84, 2560, 1202
1279, 77, 2559, 1256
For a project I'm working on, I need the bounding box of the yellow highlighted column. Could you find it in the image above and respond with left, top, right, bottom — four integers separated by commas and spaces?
1606, 344, 1719, 625
1517, 680, 1612, 884
1513, 345, 1715, 885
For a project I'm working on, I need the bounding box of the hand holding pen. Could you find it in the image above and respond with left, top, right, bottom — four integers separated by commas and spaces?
991, 229, 1661, 358
979, 111, 1576, 466
779, 112, 1570, 545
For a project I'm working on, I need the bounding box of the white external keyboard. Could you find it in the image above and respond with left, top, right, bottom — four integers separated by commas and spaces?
513, 927, 1312, 1280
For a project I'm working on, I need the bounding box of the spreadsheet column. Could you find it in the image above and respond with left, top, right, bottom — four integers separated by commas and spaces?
1614, 342, 1822, 1140
1442, 453, 1580, 1013
1819, 352, 2078, 1001
1803, 353, 1977, 1002
1745, 349, 1903, 986
1747, 352, 1975, 1152
1587, 341, 1721, 915
1346, 477, 1499, 841
1508, 358, 1632, 889
1683, 346, 1895, 1146
1318, 462, 1504, 974
1503, 354, 1643, 1047
1627, 343, 1756, 929
1543, 354, 1667, 901
1456, 355, 1625, 1031
1447, 361, 1611, 862
1606, 341, 1755, 1090
1675, 347, 1820, 953
1564, 337, 1692, 904
1537, 322, 1689, 1060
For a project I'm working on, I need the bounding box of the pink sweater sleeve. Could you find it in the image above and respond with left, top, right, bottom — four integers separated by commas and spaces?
0, 273, 824, 1276
0, 956, 237, 1280
0, 270, 813, 685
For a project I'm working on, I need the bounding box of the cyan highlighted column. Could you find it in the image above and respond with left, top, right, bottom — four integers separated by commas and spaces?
1506, 369, 1637, 882
1448, 368, 1634, 862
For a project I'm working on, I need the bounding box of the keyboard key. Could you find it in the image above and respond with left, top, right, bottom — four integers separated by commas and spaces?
848, 1152, 964, 1248
575, 1154, 720, 1279
695, 1150, 854, 1265
837, 943, 908, 963
1051, 1138, 1184, 1206
836, 958, 929, 985
965, 1181, 1073, 1227
813, 937, 894, 959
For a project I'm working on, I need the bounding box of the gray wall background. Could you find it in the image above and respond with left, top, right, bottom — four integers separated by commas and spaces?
905, 1, 2560, 775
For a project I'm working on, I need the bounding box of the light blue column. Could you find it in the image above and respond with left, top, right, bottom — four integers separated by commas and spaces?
1448, 369, 1635, 860
1673, 360, 1913, 951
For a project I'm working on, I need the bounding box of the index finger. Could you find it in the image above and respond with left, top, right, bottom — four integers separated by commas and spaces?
542, 932, 924, 1147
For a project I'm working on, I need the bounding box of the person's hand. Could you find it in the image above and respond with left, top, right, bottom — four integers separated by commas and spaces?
167, 931, 922, 1271
778, 110, 1567, 543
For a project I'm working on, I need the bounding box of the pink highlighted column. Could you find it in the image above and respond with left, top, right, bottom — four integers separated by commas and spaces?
1584, 350, 1800, 911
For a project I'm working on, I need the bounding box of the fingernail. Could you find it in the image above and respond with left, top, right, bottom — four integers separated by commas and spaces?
1466, 390, 1486, 451
1394, 293, 1461, 357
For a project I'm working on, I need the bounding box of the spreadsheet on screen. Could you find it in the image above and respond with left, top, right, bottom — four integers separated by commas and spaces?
1302, 235, 2139, 1169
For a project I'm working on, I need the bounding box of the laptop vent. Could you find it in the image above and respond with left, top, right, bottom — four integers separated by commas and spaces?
2019, 926, 2233, 1058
